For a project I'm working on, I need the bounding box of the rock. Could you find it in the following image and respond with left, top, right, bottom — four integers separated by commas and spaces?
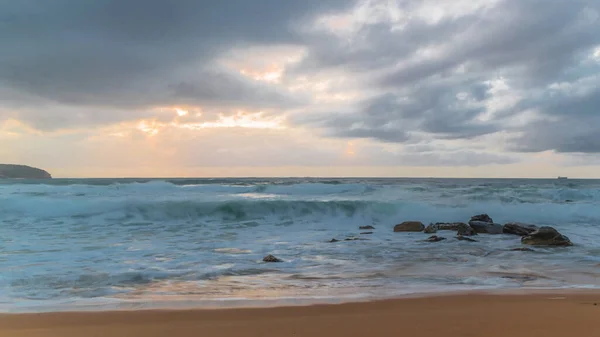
456, 235, 478, 242
425, 222, 473, 235
360, 232, 373, 235
457, 224, 477, 236
424, 223, 438, 234
393, 221, 425, 232
503, 222, 539, 236
470, 214, 493, 223
328, 238, 340, 243
469, 221, 504, 234
359, 225, 375, 230
468, 214, 499, 234
263, 254, 283, 262
425, 235, 446, 242
511, 247, 535, 252
437, 222, 469, 231
521, 227, 573, 246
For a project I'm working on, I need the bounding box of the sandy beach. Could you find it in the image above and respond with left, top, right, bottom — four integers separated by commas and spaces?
1, 293, 599, 337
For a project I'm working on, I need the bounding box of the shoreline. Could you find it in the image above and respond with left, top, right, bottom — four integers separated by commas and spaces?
4, 287, 600, 314
1, 291, 599, 337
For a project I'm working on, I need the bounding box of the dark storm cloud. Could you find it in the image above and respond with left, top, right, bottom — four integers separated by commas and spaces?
301, 82, 499, 141
377, 1, 599, 88
349, 144, 517, 167
509, 87, 600, 153
292, 0, 600, 153
510, 119, 600, 154
0, 0, 353, 129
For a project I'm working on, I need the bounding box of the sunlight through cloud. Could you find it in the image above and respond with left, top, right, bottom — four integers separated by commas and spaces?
175, 108, 189, 117
179, 111, 285, 130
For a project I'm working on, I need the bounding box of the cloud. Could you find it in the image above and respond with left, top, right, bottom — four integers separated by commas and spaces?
288, 0, 600, 153
0, 117, 516, 173
3, 0, 600, 177
297, 82, 499, 141
0, 0, 353, 129
346, 142, 517, 167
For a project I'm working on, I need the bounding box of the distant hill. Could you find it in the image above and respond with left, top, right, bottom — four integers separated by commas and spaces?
0, 164, 52, 179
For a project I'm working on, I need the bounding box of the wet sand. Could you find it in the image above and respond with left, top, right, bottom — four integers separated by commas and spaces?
1, 293, 599, 337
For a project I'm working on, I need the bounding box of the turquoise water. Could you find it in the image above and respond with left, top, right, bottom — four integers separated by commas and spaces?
1, 178, 599, 312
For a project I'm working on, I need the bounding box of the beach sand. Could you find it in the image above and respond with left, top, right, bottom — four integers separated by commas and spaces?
1, 293, 599, 337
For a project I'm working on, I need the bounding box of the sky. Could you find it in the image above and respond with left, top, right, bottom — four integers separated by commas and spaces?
1, 0, 600, 178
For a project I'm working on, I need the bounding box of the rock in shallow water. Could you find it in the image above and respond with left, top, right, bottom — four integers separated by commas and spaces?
503, 222, 539, 236
360, 232, 373, 235
521, 227, 573, 246
469, 221, 504, 234
424, 223, 438, 234
511, 247, 535, 252
424, 222, 470, 234
425, 235, 446, 242
456, 235, 478, 242
457, 224, 477, 236
263, 254, 283, 262
393, 221, 425, 232
438, 222, 469, 231
359, 225, 375, 230
470, 214, 493, 223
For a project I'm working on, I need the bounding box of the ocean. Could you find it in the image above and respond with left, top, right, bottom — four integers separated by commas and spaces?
1, 178, 599, 312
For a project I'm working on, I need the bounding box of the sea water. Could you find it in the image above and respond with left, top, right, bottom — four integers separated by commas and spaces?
1, 178, 599, 312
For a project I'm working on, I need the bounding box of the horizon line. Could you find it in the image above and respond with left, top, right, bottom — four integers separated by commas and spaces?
13, 176, 593, 180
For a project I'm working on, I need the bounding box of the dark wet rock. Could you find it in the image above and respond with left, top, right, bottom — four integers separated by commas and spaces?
425, 235, 446, 242
503, 222, 539, 236
437, 222, 468, 231
456, 235, 478, 242
468, 214, 500, 234
393, 221, 425, 232
425, 222, 473, 235
328, 238, 340, 243
521, 227, 573, 246
424, 223, 438, 234
469, 221, 504, 234
457, 224, 477, 236
263, 254, 283, 262
565, 200, 573, 203
469, 214, 493, 223
360, 232, 373, 235
511, 247, 535, 252
438, 222, 477, 236
359, 225, 375, 230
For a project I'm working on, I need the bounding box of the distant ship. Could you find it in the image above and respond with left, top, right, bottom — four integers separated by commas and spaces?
557, 176, 568, 180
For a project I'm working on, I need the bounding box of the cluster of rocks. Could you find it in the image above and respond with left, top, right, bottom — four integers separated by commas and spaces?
263, 214, 573, 262
394, 214, 573, 247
